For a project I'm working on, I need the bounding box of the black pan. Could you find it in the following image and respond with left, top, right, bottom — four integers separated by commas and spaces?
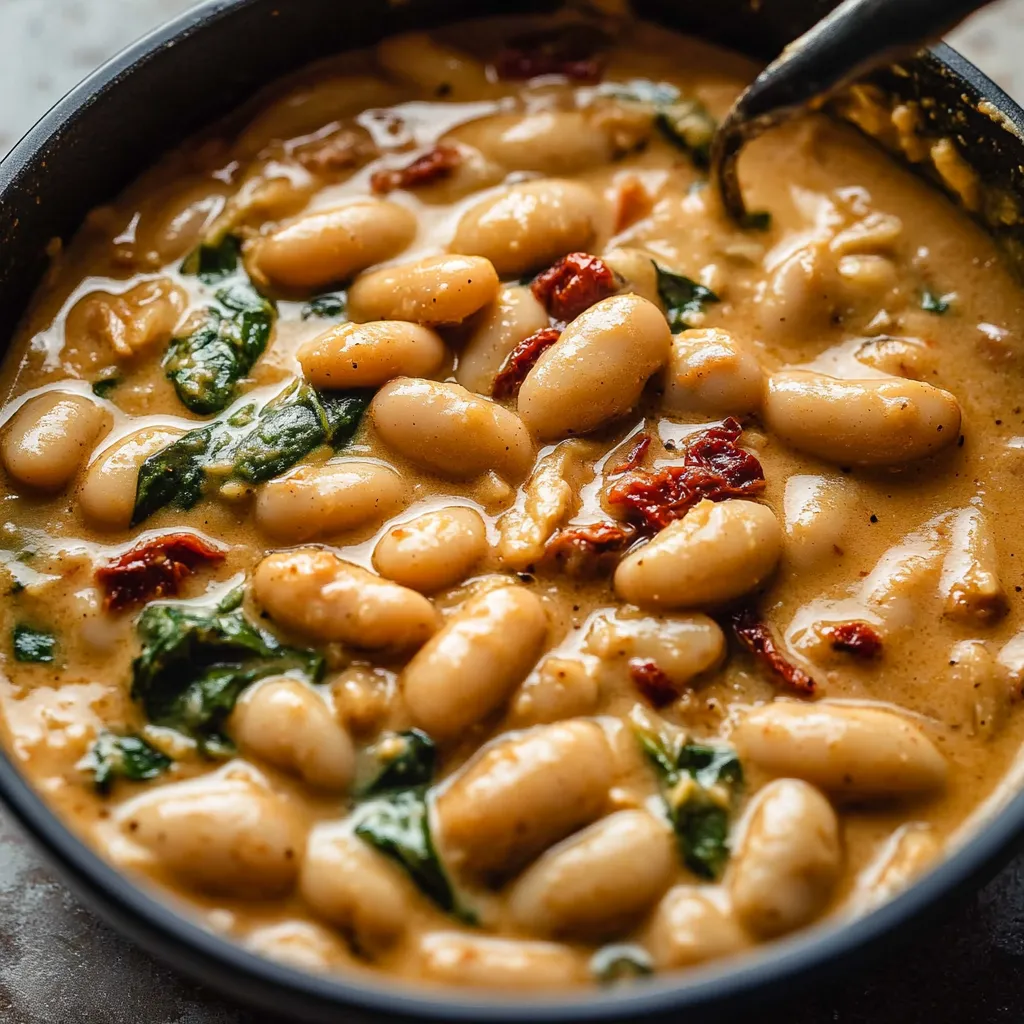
1, 1, 1023, 1021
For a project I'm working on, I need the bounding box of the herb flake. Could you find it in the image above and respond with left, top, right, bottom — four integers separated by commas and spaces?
357, 729, 437, 797
301, 293, 347, 320
12, 624, 56, 663
653, 261, 719, 333
83, 732, 172, 794
921, 289, 953, 314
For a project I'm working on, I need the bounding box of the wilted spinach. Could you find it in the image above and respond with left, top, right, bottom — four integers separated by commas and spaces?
357, 729, 437, 797
354, 790, 467, 917
83, 732, 172, 794
180, 234, 241, 284
301, 293, 347, 320
921, 288, 953, 314
638, 728, 743, 880
12, 624, 56, 663
653, 261, 719, 333
91, 375, 121, 399
603, 80, 716, 167
165, 282, 276, 414
352, 729, 471, 921
131, 590, 323, 754
132, 379, 371, 525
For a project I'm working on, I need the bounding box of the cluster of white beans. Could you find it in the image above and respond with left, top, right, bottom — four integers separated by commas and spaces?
2, 18, 1021, 991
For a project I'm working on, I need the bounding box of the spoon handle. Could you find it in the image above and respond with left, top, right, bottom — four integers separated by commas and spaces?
711, 0, 994, 224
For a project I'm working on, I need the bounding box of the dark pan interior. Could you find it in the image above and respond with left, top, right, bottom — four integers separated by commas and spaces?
2, 1, 1024, 1021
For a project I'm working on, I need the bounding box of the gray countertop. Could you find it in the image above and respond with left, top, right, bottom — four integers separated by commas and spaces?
3, 1, 1024, 1021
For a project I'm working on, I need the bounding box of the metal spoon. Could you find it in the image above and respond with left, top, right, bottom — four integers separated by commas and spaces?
710, 0, 996, 224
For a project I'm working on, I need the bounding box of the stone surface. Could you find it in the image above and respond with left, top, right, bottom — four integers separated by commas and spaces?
2, 1, 1024, 1021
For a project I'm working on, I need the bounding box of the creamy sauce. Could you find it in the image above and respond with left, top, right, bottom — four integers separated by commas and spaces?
0, 12, 1022, 991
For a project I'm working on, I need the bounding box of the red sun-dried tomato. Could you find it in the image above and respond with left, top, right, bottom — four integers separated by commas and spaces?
370, 144, 462, 195
493, 26, 609, 82
97, 533, 226, 611
629, 658, 679, 707
492, 327, 562, 400
827, 621, 883, 659
729, 606, 817, 696
608, 418, 765, 532
610, 434, 651, 475
531, 252, 624, 323
545, 521, 635, 575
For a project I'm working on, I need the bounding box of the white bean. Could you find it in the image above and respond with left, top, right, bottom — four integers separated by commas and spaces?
643, 887, 749, 969
764, 370, 961, 465
448, 110, 622, 176
860, 824, 939, 904
246, 920, 355, 972
435, 719, 612, 878
370, 378, 533, 481
372, 506, 487, 592
517, 295, 671, 440
376, 33, 497, 99
401, 586, 548, 740
584, 609, 725, 687
299, 824, 413, 952
661, 328, 763, 417
729, 778, 841, 938
733, 702, 947, 799
255, 460, 406, 542
118, 773, 305, 898
456, 285, 549, 396
451, 179, 607, 277
253, 548, 439, 650
347, 254, 499, 326
3, 393, 110, 493
508, 810, 675, 938
230, 677, 354, 791
602, 248, 661, 307
496, 440, 597, 570
614, 499, 782, 609
939, 507, 1007, 622
415, 933, 585, 989
298, 321, 447, 390
79, 426, 184, 531
509, 657, 600, 727
248, 200, 417, 292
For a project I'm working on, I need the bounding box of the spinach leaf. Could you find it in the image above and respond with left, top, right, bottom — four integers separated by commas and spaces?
603, 79, 680, 107
653, 261, 719, 333
83, 732, 172, 794
637, 728, 743, 880
921, 289, 953, 314
355, 790, 471, 920
357, 729, 437, 797
92, 375, 121, 399
132, 380, 370, 525
231, 382, 369, 484
180, 235, 241, 284
131, 597, 323, 753
12, 624, 56, 663
741, 210, 773, 231
301, 293, 347, 320
656, 98, 717, 168
590, 944, 654, 985
164, 282, 276, 414
602, 80, 717, 169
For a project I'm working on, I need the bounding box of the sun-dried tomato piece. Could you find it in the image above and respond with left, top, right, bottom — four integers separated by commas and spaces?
729, 606, 817, 696
494, 26, 609, 82
827, 621, 883, 659
611, 434, 651, 475
97, 533, 226, 611
545, 521, 635, 575
608, 418, 765, 532
629, 658, 679, 707
370, 144, 462, 195
530, 253, 624, 323
492, 327, 562, 400
614, 175, 654, 232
